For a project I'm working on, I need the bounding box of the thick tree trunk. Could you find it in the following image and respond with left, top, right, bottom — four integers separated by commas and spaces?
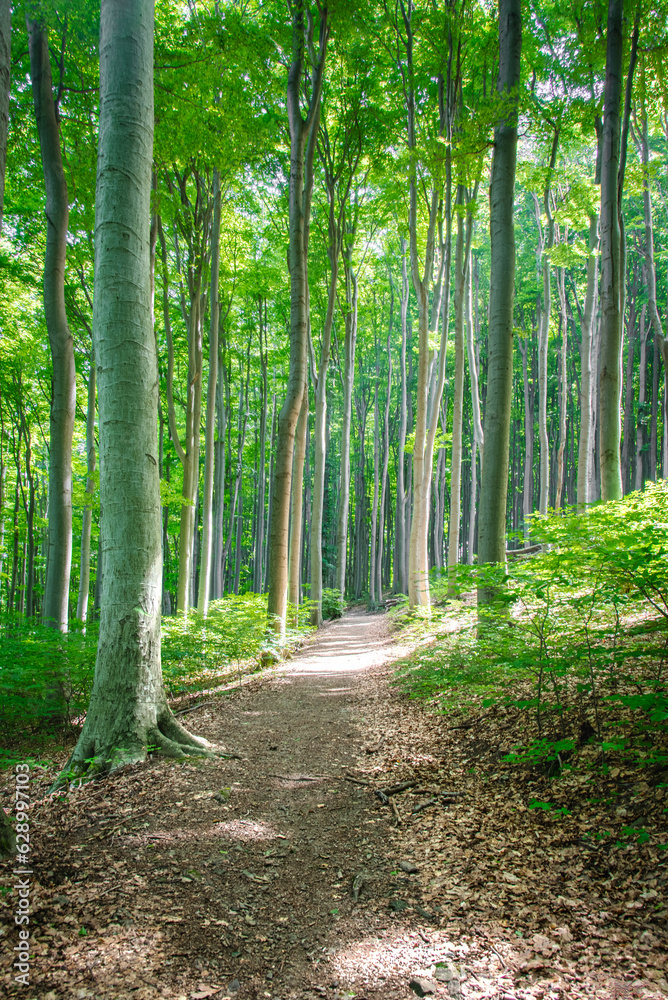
28, 15, 76, 632
197, 169, 221, 616
267, 0, 327, 638
477, 0, 521, 592
59, 0, 209, 785
76, 350, 96, 622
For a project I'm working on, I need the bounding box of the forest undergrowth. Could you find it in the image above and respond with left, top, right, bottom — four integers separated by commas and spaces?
390, 482, 668, 856
0, 593, 319, 770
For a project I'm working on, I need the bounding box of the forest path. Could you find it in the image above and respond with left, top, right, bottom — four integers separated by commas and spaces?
16, 608, 440, 1000
9, 608, 662, 1000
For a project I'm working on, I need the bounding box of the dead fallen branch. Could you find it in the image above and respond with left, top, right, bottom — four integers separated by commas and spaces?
380, 779, 419, 796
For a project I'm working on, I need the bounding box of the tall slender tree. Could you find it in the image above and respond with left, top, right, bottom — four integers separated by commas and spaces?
477, 0, 521, 593
27, 11, 76, 631
267, 0, 328, 638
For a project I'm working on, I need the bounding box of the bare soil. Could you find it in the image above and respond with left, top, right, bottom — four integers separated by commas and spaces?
1, 608, 666, 1000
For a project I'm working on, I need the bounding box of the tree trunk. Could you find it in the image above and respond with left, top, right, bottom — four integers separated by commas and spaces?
638, 97, 667, 478
621, 265, 640, 493
288, 384, 308, 616
335, 259, 357, 599
253, 300, 268, 593
466, 250, 482, 562
310, 184, 339, 626
267, 0, 328, 638
577, 214, 598, 507
197, 169, 221, 616
28, 14, 76, 632
263, 391, 276, 593
59, 0, 209, 785
76, 349, 96, 622
555, 268, 568, 510
0, 0, 9, 229
635, 306, 648, 491
213, 331, 228, 599
477, 0, 521, 592
448, 192, 466, 580
377, 287, 393, 603
599, 0, 638, 502
393, 241, 409, 594
370, 358, 380, 607
534, 128, 559, 516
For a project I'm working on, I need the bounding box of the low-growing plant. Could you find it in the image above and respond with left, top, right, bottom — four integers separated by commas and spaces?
394, 484, 668, 776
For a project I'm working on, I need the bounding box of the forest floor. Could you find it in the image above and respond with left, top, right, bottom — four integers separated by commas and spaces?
1, 608, 667, 1000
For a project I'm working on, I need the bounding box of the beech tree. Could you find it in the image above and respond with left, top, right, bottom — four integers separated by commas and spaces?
61, 0, 209, 780
477, 0, 521, 585
267, 0, 328, 638
27, 10, 76, 631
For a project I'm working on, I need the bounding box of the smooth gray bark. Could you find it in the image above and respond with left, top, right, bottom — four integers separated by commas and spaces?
288, 384, 308, 615
334, 253, 357, 598
638, 104, 667, 479
197, 169, 221, 616
0, 0, 9, 228
477, 0, 521, 587
28, 14, 76, 632
555, 267, 568, 510
393, 241, 409, 594
577, 214, 598, 508
599, 0, 637, 501
60, 0, 209, 784
76, 350, 96, 622
376, 286, 393, 602
635, 306, 648, 491
267, 0, 328, 638
447, 193, 466, 579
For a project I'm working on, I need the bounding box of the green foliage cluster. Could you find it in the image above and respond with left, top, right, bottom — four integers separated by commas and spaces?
395, 483, 668, 775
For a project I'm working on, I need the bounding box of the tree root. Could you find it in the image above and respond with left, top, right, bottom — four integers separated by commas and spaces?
49, 708, 220, 792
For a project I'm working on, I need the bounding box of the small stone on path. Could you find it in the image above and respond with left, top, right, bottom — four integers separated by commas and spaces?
409, 977, 439, 997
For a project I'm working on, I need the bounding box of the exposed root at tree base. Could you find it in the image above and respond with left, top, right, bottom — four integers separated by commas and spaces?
49, 709, 218, 791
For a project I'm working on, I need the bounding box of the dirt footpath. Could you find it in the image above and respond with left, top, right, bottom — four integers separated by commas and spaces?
2, 608, 666, 1000
0, 609, 428, 1000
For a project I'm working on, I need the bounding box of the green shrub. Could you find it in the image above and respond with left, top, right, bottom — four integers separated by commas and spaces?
396, 484, 668, 771
321, 588, 345, 620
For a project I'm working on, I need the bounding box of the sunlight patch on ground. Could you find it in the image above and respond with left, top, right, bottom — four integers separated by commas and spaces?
211, 818, 283, 841
127, 817, 284, 846
326, 926, 660, 999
